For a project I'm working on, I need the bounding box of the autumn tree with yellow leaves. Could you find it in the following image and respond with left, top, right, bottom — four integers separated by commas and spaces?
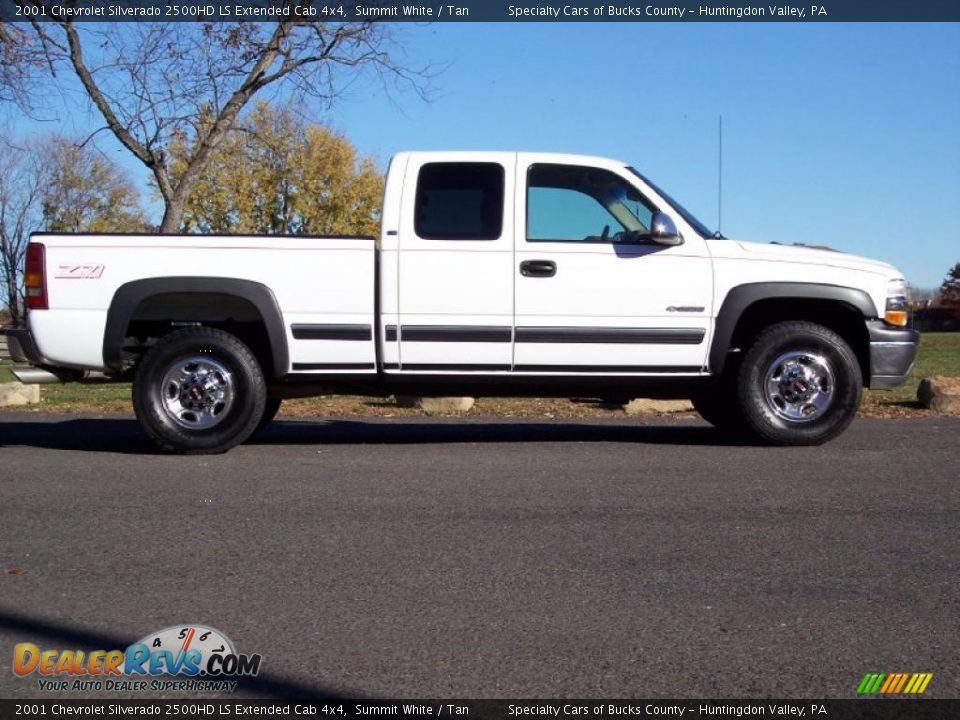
170, 103, 383, 237
41, 138, 149, 234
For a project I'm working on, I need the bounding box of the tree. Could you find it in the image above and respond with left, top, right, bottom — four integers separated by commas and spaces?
0, 24, 35, 106
40, 138, 148, 233
170, 103, 382, 236
2, 19, 427, 233
0, 136, 147, 325
0, 141, 40, 327
939, 263, 960, 306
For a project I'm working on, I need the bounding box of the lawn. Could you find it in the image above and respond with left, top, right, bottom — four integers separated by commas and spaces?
2, 332, 958, 417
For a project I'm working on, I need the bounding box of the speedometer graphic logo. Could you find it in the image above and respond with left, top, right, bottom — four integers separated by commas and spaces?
126, 624, 260, 677
134, 624, 236, 672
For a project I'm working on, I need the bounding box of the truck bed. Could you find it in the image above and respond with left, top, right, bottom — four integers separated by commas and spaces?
28, 233, 377, 374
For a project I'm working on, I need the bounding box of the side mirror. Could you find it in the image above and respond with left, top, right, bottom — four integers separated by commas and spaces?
650, 212, 683, 246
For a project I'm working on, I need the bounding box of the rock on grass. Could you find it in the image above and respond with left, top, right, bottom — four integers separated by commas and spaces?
394, 396, 476, 414
0, 382, 40, 406
917, 377, 960, 414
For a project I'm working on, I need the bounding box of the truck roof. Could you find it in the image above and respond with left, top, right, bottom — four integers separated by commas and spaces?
393, 150, 630, 169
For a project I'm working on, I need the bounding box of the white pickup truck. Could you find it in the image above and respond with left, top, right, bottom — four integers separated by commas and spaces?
7, 151, 918, 453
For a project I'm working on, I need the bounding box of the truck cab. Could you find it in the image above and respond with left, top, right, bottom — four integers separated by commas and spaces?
377, 152, 713, 375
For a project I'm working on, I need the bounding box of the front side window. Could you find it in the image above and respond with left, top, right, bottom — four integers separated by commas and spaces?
415, 162, 504, 240
527, 164, 655, 243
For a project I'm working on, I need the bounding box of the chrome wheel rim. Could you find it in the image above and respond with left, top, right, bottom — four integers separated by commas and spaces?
160, 356, 234, 430
763, 351, 835, 423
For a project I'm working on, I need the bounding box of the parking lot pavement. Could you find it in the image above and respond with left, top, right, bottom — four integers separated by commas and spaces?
1, 414, 958, 699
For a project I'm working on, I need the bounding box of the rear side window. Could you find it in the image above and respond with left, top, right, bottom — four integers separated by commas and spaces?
414, 162, 504, 240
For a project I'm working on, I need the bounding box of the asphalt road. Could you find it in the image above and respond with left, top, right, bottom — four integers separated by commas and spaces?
0, 413, 957, 700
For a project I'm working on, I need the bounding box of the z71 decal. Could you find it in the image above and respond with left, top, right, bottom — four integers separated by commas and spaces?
55, 264, 105, 279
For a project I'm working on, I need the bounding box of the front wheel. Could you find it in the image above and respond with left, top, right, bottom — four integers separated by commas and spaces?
737, 321, 862, 446
691, 382, 747, 435
133, 327, 266, 454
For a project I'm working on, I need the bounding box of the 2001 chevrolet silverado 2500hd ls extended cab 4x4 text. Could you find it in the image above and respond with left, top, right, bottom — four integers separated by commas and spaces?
7, 151, 918, 453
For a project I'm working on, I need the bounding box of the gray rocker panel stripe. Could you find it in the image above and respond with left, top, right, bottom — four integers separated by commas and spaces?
292, 362, 376, 371
291, 324, 372, 341
383, 325, 704, 344
515, 327, 704, 344
387, 325, 512, 343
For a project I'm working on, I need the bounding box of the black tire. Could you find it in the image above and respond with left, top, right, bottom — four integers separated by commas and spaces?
691, 383, 747, 435
736, 321, 862, 446
132, 327, 266, 454
255, 398, 283, 434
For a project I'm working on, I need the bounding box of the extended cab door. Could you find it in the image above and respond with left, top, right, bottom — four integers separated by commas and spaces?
391, 153, 515, 372
513, 155, 712, 374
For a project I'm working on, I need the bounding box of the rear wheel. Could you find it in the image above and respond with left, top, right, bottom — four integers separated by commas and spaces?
736, 321, 862, 446
133, 327, 266, 454
255, 398, 283, 433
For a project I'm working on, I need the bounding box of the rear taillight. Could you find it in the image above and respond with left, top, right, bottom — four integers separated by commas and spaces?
25, 242, 47, 310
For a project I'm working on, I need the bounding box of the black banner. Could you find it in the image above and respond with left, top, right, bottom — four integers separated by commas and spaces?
2, 0, 960, 22
1, 700, 959, 720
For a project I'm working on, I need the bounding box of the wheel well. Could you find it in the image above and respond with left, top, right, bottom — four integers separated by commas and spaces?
726, 298, 870, 384
122, 292, 275, 377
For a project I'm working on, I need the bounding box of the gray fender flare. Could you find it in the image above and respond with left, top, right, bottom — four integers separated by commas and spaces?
710, 282, 878, 375
103, 277, 289, 377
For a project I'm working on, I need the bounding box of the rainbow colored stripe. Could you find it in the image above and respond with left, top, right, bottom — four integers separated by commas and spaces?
857, 672, 933, 695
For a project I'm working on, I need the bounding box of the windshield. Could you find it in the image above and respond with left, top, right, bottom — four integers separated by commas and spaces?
626, 167, 716, 238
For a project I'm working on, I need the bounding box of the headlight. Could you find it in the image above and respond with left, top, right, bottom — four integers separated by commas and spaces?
885, 278, 910, 327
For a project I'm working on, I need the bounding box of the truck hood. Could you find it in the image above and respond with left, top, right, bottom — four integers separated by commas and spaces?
729, 239, 901, 278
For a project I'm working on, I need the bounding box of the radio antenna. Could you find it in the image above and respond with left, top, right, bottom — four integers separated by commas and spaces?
718, 114, 723, 234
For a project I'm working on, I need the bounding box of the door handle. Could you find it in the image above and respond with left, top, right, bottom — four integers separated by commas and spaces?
520, 260, 557, 278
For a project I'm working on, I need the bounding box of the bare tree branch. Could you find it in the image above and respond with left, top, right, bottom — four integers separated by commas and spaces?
59, 23, 157, 169
2, 16, 433, 233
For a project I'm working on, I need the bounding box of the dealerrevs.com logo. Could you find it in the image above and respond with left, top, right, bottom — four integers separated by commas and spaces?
13, 624, 261, 693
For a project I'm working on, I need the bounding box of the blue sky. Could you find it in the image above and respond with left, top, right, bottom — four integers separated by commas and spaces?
8, 22, 959, 288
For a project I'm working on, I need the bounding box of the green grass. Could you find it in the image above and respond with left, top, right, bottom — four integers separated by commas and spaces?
2, 332, 958, 414
39, 380, 132, 409
911, 332, 960, 375
1, 358, 131, 412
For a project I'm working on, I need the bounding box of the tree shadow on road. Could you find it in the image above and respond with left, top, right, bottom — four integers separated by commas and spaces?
0, 416, 751, 453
